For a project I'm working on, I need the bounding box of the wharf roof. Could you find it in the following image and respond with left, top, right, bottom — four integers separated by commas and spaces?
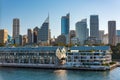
0, 46, 63, 52
70, 46, 110, 51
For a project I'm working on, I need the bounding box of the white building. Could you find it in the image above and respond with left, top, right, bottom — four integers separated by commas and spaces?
66, 46, 112, 70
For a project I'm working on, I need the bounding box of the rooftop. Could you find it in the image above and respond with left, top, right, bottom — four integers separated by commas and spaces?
70, 46, 110, 51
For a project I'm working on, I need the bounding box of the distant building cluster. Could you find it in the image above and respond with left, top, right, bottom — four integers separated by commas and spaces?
0, 13, 119, 46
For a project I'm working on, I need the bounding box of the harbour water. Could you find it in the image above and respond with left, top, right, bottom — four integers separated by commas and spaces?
0, 67, 119, 80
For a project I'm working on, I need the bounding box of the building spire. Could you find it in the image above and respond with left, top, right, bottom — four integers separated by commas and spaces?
44, 13, 49, 23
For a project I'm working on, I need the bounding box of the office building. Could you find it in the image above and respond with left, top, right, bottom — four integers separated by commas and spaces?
90, 15, 99, 39
61, 13, 70, 35
103, 34, 108, 44
108, 21, 116, 45
13, 18, 20, 39
56, 34, 66, 45
76, 19, 88, 45
84, 37, 101, 45
38, 16, 51, 44
22, 35, 28, 46
99, 30, 104, 43
33, 27, 39, 43
27, 29, 33, 44
61, 13, 70, 44
70, 30, 76, 38
15, 35, 22, 45
0, 29, 8, 44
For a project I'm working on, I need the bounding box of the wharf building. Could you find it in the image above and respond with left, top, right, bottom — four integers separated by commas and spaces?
0, 47, 66, 66
66, 46, 112, 70
0, 46, 112, 70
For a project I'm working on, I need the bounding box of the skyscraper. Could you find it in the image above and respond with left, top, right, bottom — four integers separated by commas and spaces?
108, 21, 116, 45
0, 29, 8, 44
90, 15, 99, 39
13, 18, 20, 39
76, 19, 88, 45
27, 29, 33, 44
61, 13, 70, 35
33, 27, 39, 43
38, 16, 51, 44
61, 13, 70, 44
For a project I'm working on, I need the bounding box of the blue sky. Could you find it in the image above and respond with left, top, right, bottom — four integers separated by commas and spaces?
0, 0, 120, 37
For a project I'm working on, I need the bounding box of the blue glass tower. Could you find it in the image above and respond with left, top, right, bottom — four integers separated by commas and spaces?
61, 13, 70, 35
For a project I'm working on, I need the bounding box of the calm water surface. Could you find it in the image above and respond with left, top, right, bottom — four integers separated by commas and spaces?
0, 67, 119, 80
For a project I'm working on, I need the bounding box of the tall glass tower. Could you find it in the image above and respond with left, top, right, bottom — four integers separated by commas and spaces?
90, 15, 99, 39
13, 18, 20, 39
61, 13, 70, 35
61, 13, 70, 44
76, 19, 88, 45
38, 16, 51, 44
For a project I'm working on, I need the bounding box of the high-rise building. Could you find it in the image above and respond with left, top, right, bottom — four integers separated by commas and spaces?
27, 29, 33, 44
38, 16, 51, 44
33, 27, 39, 43
61, 13, 70, 35
61, 13, 70, 44
76, 19, 88, 45
90, 15, 99, 39
108, 21, 116, 45
0, 29, 8, 44
13, 18, 20, 39
99, 30, 104, 43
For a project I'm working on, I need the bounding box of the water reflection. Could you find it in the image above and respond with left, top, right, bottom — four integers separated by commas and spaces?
0, 67, 119, 80
54, 70, 67, 80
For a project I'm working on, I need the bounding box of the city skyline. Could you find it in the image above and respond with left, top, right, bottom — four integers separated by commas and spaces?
1, 0, 120, 37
